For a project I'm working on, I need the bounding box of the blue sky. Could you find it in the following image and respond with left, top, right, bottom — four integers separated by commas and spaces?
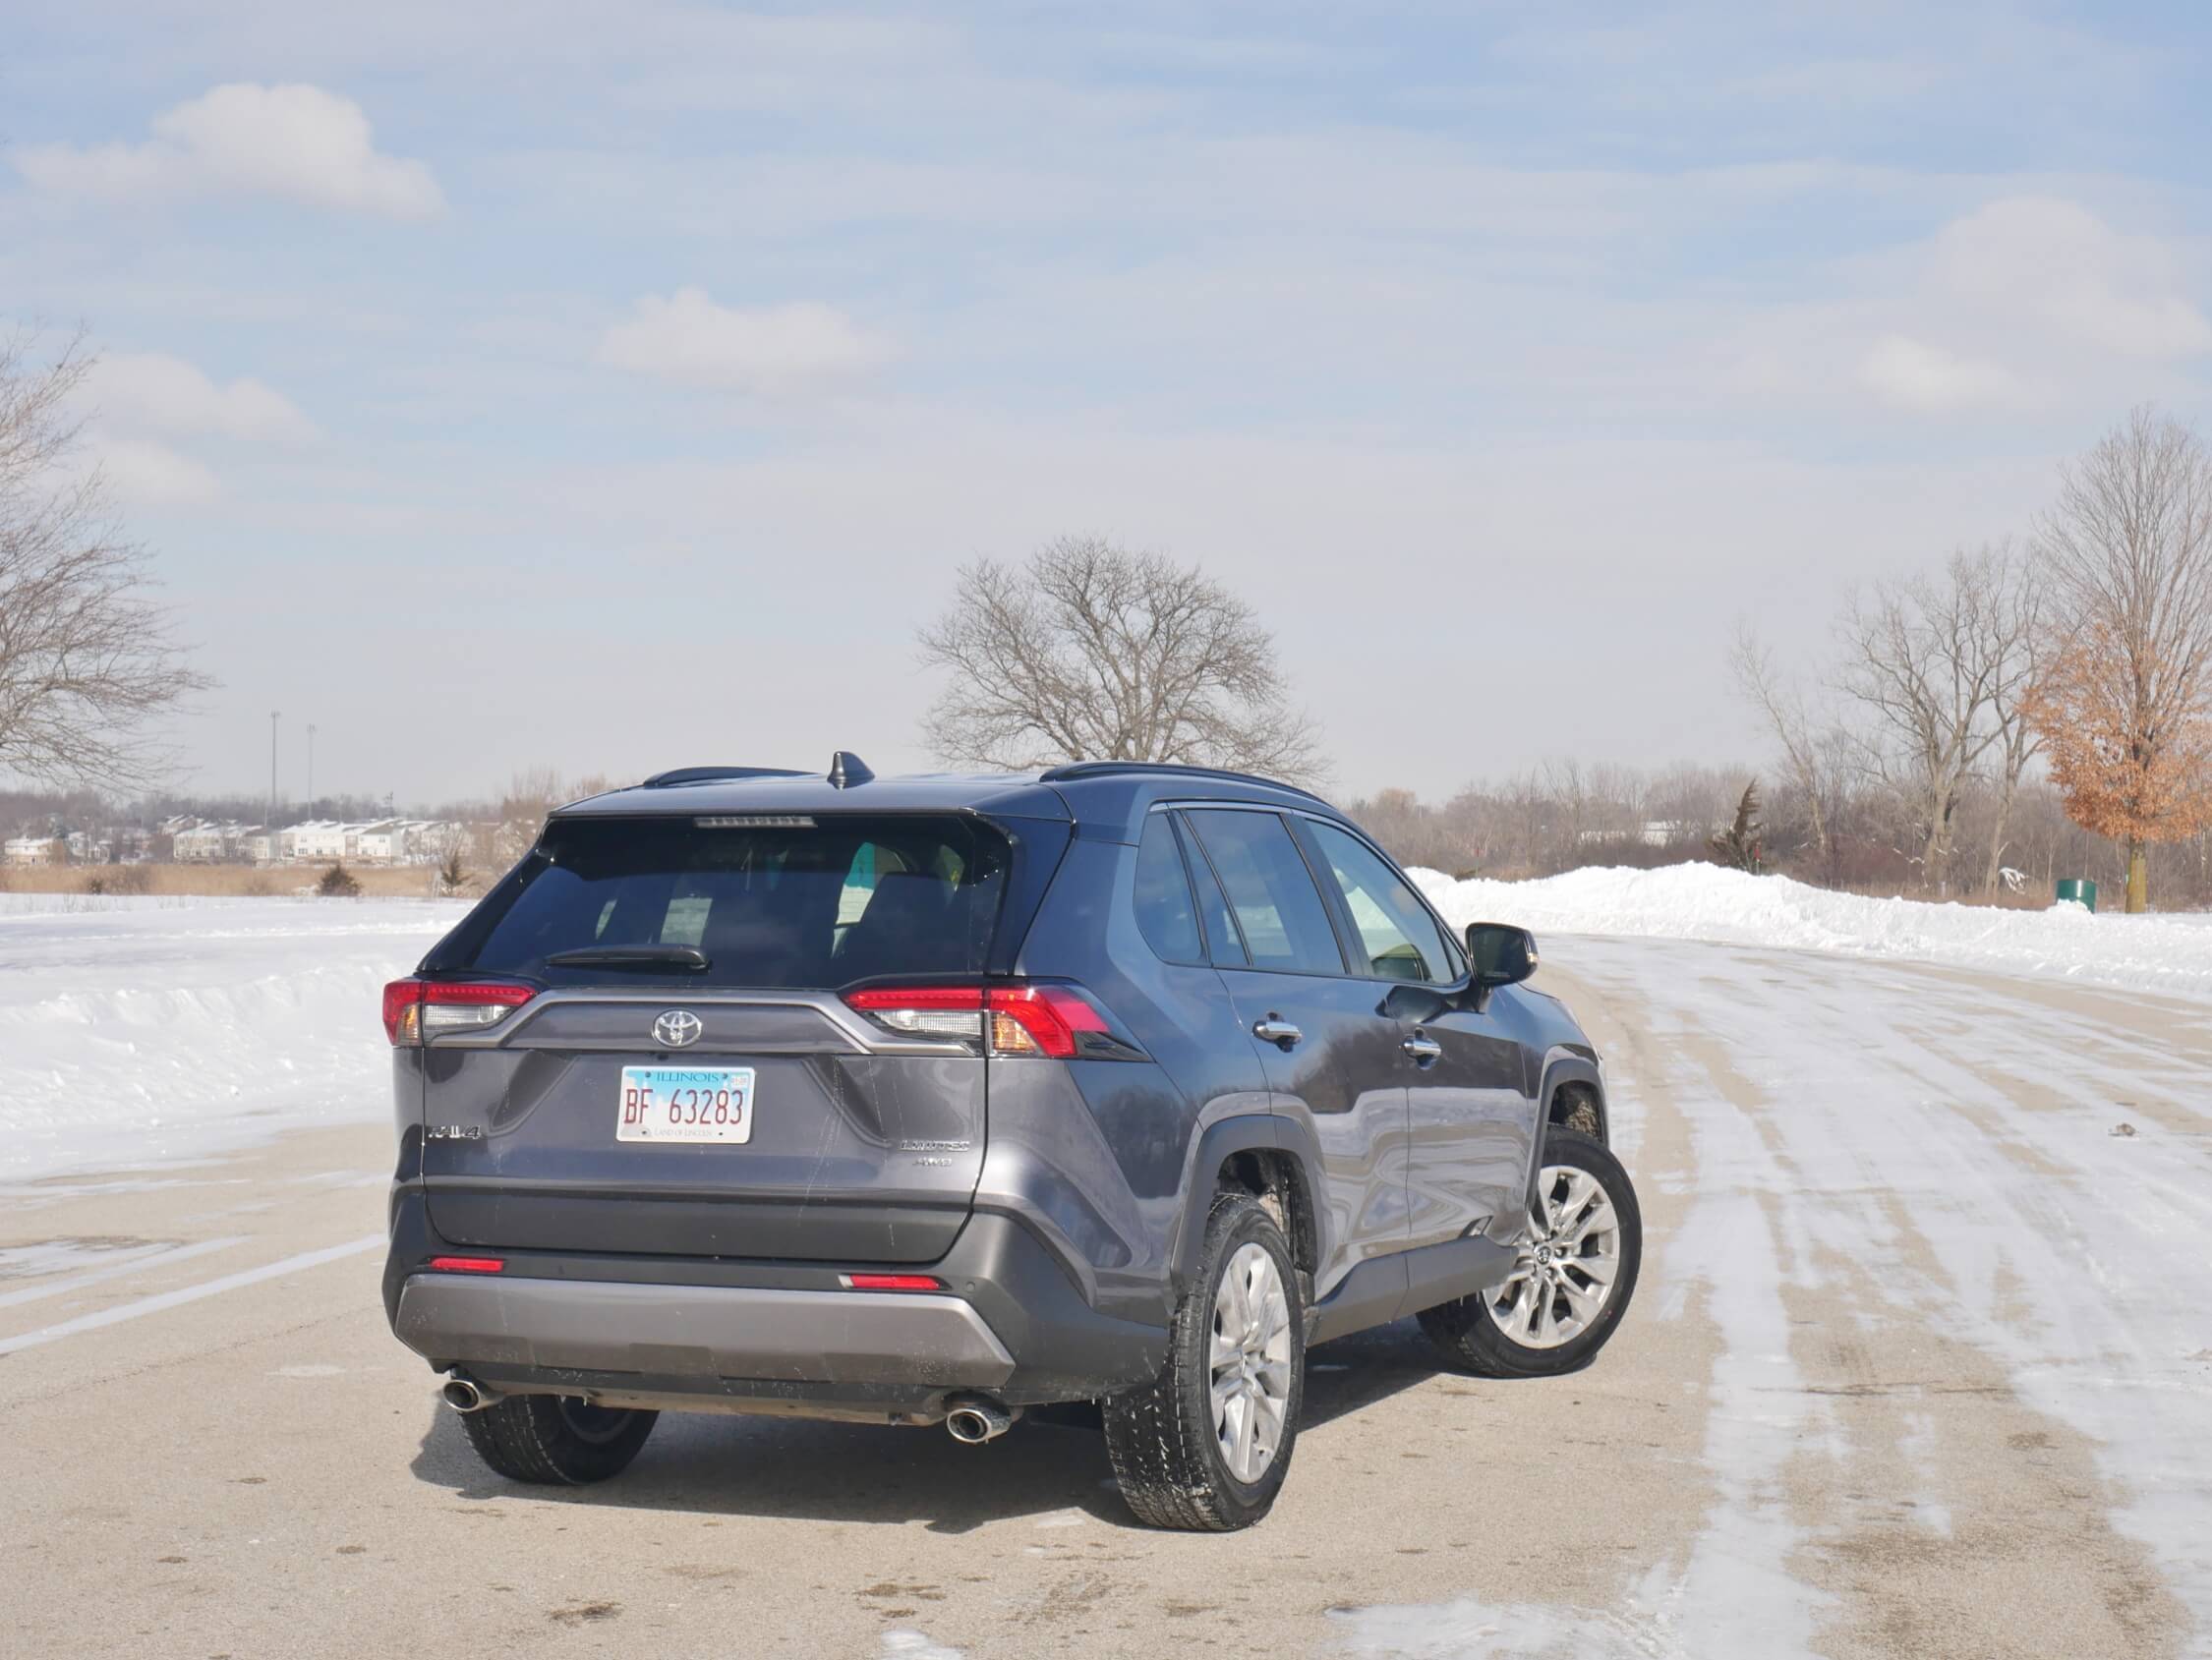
5, 1, 2209, 804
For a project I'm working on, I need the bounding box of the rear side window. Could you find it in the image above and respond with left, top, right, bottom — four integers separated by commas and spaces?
1307, 821, 1453, 984
1185, 809, 1345, 976
442, 816, 1004, 989
1132, 814, 1203, 964
1180, 818, 1247, 966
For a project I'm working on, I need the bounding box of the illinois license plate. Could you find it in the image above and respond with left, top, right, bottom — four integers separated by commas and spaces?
617, 1066, 756, 1144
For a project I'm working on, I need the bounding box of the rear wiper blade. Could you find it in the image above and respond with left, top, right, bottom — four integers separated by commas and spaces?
545, 945, 711, 971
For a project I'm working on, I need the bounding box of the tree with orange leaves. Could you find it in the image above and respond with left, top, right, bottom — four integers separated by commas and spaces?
2024, 409, 2212, 912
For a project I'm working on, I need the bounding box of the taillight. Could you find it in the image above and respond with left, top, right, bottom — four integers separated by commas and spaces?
840, 1273, 944, 1291
427, 1256, 505, 1274
842, 985, 986, 1042
983, 985, 1110, 1059
843, 983, 1135, 1060
382, 978, 536, 1046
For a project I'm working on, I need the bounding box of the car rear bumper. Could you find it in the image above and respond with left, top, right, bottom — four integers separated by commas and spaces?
381, 1186, 1167, 1415
394, 1275, 1018, 1386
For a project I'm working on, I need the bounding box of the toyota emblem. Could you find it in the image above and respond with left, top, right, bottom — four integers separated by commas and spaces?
653, 1009, 703, 1049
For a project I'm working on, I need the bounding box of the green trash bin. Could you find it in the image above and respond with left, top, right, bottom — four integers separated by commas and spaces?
2057, 878, 2097, 912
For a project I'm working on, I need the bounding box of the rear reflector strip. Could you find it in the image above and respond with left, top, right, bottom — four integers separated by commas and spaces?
840, 1273, 944, 1291
427, 1256, 505, 1274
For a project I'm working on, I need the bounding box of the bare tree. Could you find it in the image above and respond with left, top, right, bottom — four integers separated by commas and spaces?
1976, 545, 2044, 893
1836, 547, 2019, 895
2026, 408, 2212, 912
0, 331, 212, 789
916, 537, 1323, 782
1730, 623, 1841, 866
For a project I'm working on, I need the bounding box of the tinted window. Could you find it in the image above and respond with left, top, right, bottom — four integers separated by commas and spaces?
445, 816, 1002, 989
1179, 817, 1248, 966
1185, 810, 1345, 976
1308, 822, 1453, 983
1132, 813, 1202, 963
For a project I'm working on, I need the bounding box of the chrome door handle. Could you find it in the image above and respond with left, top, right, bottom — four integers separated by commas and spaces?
1252, 1017, 1303, 1049
1402, 1034, 1442, 1062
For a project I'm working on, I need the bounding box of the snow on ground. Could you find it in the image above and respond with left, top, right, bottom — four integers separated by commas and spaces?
1412, 861, 2212, 1000
0, 894, 458, 1182
1336, 936, 2212, 1656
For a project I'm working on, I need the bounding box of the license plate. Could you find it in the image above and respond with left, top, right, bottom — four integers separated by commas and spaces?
617, 1066, 756, 1144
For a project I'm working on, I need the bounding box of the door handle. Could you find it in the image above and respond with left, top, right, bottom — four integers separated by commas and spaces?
1252, 1016, 1303, 1049
1401, 1033, 1442, 1062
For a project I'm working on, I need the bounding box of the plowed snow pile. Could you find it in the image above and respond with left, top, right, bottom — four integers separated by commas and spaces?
0, 894, 458, 1181
1411, 861, 2212, 999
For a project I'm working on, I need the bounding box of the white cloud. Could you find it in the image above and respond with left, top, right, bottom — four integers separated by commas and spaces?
1925, 196, 2212, 360
87, 438, 223, 507
11, 84, 443, 218
597, 290, 891, 396
1737, 195, 2212, 419
1857, 334, 2038, 413
84, 353, 320, 444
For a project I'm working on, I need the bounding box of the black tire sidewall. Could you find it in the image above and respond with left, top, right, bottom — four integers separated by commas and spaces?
1428, 1127, 1641, 1377
1178, 1195, 1307, 1523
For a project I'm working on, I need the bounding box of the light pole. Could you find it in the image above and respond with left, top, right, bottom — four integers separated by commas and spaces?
307, 723, 318, 810
269, 710, 281, 835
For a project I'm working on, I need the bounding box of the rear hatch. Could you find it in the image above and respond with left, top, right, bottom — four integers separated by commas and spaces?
409, 812, 1010, 1263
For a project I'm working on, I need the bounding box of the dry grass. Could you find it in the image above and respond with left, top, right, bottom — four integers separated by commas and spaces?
0, 863, 456, 898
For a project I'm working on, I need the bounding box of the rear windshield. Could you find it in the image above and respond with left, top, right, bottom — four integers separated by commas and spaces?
435, 815, 1005, 989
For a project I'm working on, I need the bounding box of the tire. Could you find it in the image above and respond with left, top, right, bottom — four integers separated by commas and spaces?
1419, 1128, 1640, 1379
458, 1393, 659, 1485
1103, 1192, 1305, 1531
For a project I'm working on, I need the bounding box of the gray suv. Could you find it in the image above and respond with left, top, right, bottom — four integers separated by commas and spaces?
381, 757, 1640, 1530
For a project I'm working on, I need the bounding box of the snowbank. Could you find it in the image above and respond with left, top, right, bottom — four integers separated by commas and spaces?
1410, 862, 2212, 1000
0, 894, 460, 1182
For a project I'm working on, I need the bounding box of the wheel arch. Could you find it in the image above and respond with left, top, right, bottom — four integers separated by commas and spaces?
1167, 1115, 1326, 1298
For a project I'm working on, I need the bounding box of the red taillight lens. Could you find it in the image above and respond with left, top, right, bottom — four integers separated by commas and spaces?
985, 985, 1109, 1059
382, 978, 423, 1045
383, 979, 536, 1046
840, 1273, 944, 1291
843, 983, 1127, 1059
844, 985, 986, 1043
428, 1256, 504, 1274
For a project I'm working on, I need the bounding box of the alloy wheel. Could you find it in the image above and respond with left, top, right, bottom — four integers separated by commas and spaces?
1484, 1164, 1623, 1349
1209, 1241, 1294, 1482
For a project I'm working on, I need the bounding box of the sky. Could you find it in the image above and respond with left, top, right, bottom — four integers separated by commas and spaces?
4, 0, 2210, 807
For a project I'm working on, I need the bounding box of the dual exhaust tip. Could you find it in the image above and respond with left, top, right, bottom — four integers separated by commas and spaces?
440, 1376, 1016, 1442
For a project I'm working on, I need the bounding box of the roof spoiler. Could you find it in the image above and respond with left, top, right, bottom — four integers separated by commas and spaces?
640, 766, 809, 788
641, 752, 878, 790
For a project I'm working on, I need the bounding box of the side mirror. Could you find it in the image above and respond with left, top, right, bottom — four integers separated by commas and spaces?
1465, 922, 1539, 987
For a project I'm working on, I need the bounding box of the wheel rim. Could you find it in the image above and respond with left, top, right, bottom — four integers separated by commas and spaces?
556, 1398, 633, 1445
1485, 1164, 1623, 1350
1209, 1241, 1294, 1483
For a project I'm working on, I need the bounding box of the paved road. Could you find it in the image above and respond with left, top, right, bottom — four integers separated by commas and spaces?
4, 941, 2207, 1658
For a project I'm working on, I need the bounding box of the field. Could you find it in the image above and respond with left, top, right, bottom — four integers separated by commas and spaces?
2, 887, 2208, 1656
0, 863, 457, 898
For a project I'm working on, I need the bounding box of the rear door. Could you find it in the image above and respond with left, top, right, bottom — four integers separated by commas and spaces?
415, 813, 1005, 1263
1179, 807, 1411, 1301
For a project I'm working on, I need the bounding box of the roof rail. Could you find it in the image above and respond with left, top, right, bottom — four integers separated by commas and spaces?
1038, 760, 1327, 804
640, 766, 810, 788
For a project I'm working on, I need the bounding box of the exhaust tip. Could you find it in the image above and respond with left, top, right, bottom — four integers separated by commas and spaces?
440, 1377, 488, 1413
943, 1395, 1014, 1444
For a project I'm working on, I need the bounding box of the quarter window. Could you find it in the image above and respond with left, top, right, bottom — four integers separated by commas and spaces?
1185, 810, 1346, 976
1308, 822, 1454, 984
1132, 814, 1203, 963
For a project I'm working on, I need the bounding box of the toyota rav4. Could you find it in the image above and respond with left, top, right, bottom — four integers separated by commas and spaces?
381, 756, 1641, 1530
